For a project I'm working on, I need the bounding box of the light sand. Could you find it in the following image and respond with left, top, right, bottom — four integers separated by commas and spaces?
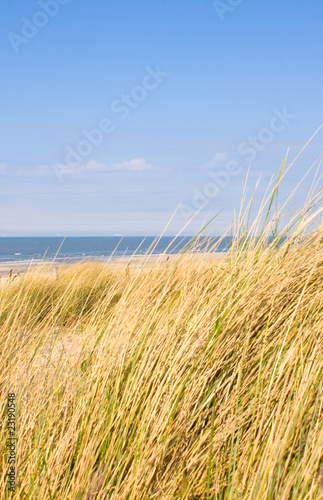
0, 261, 57, 285
0, 252, 227, 285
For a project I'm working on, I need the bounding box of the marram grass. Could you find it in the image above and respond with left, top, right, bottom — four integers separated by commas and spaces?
1, 178, 323, 498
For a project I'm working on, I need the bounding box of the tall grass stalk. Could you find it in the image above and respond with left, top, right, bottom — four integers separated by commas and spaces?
1, 168, 323, 498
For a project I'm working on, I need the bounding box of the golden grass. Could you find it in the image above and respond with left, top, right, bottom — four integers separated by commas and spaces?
1, 173, 323, 498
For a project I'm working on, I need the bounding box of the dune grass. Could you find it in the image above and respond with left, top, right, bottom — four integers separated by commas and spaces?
1, 172, 323, 498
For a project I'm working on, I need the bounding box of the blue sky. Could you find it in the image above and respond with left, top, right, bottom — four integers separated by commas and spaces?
0, 0, 322, 236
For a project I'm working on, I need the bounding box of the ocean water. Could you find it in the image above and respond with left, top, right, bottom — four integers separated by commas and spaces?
0, 237, 231, 264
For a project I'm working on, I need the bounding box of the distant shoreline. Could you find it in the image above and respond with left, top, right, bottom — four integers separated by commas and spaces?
0, 236, 232, 267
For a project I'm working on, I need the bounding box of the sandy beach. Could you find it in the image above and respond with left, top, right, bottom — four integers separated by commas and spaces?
0, 252, 227, 286
0, 261, 57, 285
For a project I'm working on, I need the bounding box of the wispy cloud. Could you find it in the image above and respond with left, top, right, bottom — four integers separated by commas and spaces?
111, 158, 154, 171
199, 153, 229, 172
2, 158, 155, 178
81, 160, 108, 172
80, 158, 154, 172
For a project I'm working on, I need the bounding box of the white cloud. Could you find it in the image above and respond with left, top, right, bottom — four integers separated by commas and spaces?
200, 153, 229, 171
112, 158, 154, 171
81, 160, 108, 172
6, 158, 155, 179
80, 158, 154, 173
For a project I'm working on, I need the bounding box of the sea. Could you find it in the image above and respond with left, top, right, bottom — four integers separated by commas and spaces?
0, 237, 232, 264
